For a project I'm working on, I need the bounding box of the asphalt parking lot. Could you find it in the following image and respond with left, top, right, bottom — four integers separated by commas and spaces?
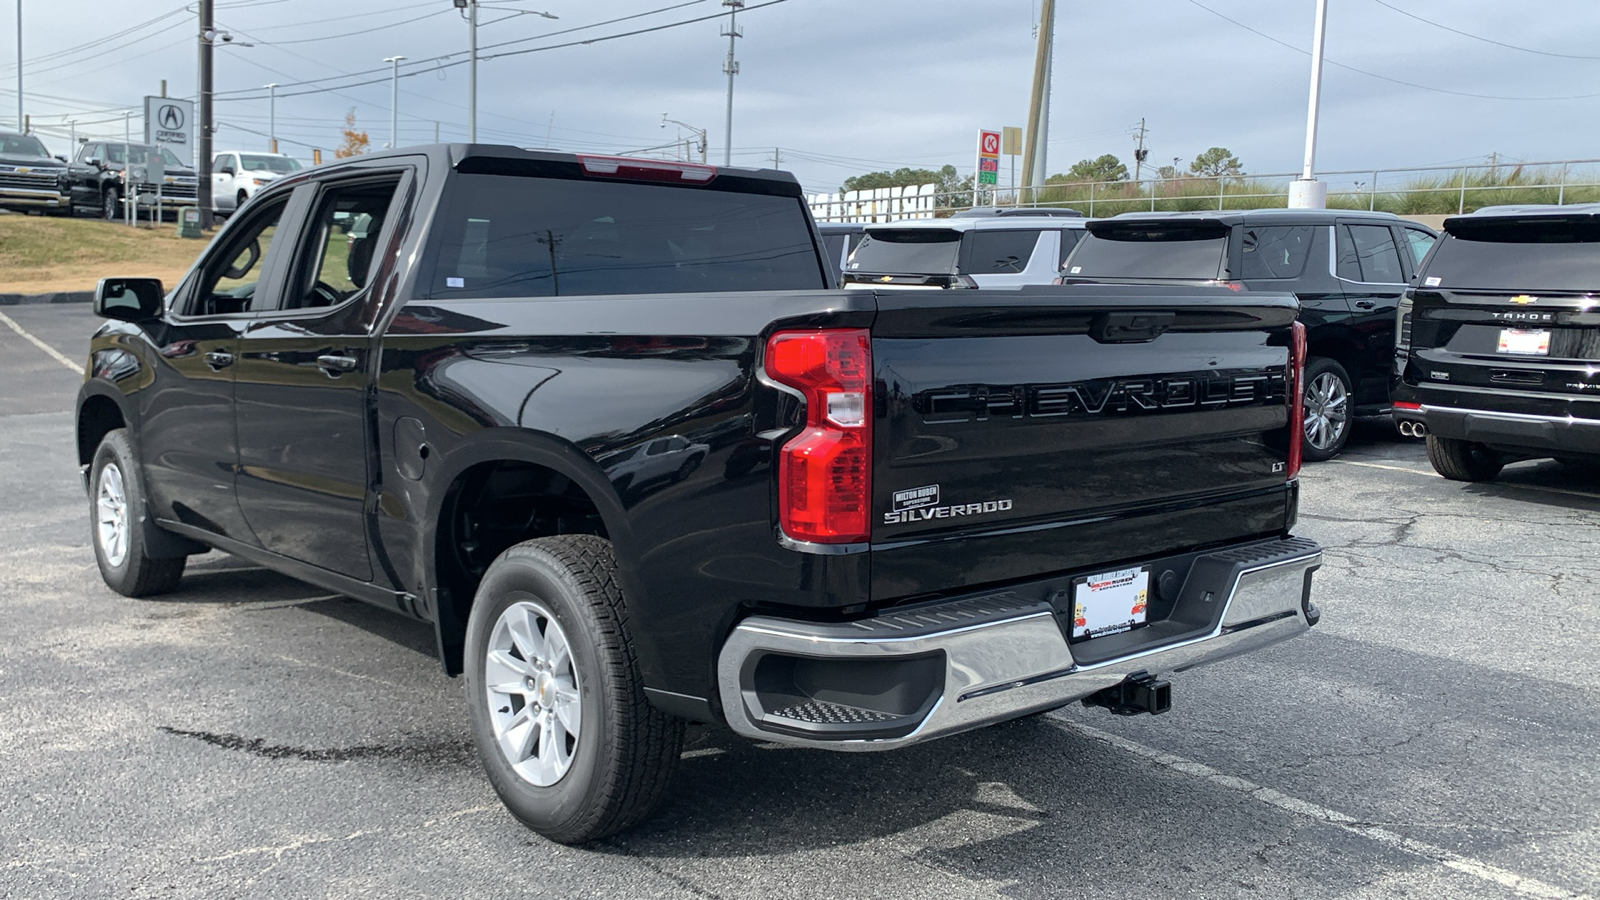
2, 302, 1597, 900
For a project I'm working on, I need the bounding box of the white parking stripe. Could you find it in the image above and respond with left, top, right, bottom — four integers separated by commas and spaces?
0, 310, 80, 373
1050, 719, 1589, 900
1333, 458, 1600, 502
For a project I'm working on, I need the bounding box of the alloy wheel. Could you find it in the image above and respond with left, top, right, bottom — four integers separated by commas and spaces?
484, 599, 582, 787
96, 462, 129, 568
1303, 371, 1349, 452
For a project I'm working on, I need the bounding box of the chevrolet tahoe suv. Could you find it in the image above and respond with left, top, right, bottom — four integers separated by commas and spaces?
1392, 204, 1600, 480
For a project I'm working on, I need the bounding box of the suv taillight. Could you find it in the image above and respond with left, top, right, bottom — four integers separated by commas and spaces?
1288, 320, 1307, 480
764, 329, 873, 544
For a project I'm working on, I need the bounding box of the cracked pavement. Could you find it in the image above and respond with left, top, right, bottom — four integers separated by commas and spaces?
2, 304, 1597, 899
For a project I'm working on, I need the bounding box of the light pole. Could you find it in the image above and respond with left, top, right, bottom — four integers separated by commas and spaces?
454, 0, 557, 143
660, 114, 706, 163
1289, 0, 1330, 209
383, 56, 405, 149
15, 0, 22, 131
264, 82, 277, 152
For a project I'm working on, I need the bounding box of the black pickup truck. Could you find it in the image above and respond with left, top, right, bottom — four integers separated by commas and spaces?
78, 145, 1323, 843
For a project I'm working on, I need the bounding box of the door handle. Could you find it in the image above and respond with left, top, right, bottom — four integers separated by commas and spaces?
317, 354, 359, 376
1355, 300, 1376, 309
204, 350, 235, 370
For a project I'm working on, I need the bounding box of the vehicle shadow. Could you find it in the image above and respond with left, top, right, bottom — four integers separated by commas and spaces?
1462, 459, 1600, 513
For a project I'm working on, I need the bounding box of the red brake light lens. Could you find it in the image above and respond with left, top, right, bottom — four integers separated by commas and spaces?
1287, 320, 1307, 480
764, 329, 872, 544
577, 154, 716, 183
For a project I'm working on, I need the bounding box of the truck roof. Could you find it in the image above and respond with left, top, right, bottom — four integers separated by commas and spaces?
1095, 207, 1403, 229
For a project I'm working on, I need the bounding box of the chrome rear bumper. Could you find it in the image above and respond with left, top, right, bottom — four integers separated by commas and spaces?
717, 537, 1321, 750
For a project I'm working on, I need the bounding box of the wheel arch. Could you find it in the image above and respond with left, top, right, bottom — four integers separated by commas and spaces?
422, 429, 639, 677
76, 382, 131, 469
1306, 330, 1364, 383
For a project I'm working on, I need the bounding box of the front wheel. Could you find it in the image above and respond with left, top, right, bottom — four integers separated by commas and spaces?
1301, 357, 1353, 462
101, 188, 121, 221
90, 430, 187, 596
463, 535, 684, 844
1426, 434, 1505, 482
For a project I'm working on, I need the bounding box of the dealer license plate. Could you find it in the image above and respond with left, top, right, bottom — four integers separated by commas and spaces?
1070, 567, 1149, 642
1498, 328, 1550, 356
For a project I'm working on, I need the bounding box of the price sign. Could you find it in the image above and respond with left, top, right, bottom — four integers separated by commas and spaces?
976, 129, 1001, 188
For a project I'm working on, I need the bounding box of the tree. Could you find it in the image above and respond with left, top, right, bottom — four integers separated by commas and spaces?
1189, 147, 1242, 177
1057, 154, 1128, 184
841, 165, 962, 195
336, 108, 369, 159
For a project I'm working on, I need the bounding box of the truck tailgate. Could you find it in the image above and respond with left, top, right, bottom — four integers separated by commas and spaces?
868, 285, 1300, 599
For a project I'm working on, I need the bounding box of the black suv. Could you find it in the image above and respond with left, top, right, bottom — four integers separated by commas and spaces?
1061, 208, 1439, 460
1392, 204, 1600, 481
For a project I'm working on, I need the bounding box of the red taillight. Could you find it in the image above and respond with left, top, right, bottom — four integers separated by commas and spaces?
765, 329, 872, 544
577, 154, 716, 183
1287, 320, 1307, 480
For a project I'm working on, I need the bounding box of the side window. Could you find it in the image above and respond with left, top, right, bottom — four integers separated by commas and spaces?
78, 142, 99, 164
1403, 228, 1437, 268
1239, 225, 1315, 279
1057, 229, 1082, 267
967, 230, 1042, 274
213, 154, 227, 172
1346, 224, 1404, 283
1335, 226, 1364, 281
289, 177, 401, 310
189, 197, 290, 316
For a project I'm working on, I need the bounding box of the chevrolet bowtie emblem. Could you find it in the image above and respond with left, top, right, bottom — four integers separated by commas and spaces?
880, 276, 893, 283
15, 167, 28, 174
1509, 295, 1538, 304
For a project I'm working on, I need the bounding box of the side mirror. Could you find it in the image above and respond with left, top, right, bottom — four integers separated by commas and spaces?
86, 156, 102, 168
54, 155, 66, 163
94, 278, 165, 322
218, 166, 235, 176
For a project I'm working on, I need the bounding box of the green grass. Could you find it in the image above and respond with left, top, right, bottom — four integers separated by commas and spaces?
0, 214, 210, 292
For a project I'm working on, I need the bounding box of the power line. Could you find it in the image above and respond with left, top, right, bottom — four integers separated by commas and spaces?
0, 5, 186, 72
1367, 0, 1600, 61
1187, 0, 1600, 101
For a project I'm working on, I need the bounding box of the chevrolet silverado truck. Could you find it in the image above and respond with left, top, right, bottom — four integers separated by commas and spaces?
78, 144, 1323, 844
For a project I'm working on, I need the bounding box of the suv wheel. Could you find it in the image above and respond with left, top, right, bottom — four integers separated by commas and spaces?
1426, 435, 1504, 482
236, 189, 249, 210
1301, 358, 1352, 462
101, 188, 121, 221
463, 535, 684, 844
90, 430, 187, 596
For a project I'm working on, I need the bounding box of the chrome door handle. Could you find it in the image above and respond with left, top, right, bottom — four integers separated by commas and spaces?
317, 354, 359, 376
1355, 300, 1376, 309
204, 350, 234, 370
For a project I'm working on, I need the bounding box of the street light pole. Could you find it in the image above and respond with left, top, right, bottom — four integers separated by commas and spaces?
721, 0, 742, 167
15, 0, 22, 131
468, 1, 477, 142
265, 82, 277, 152
384, 56, 405, 149
1289, 0, 1330, 209
198, 0, 214, 228
661, 114, 707, 164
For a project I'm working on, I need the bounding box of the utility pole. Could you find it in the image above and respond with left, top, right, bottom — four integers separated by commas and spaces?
1132, 117, 1148, 183
770, 147, 781, 169
197, 0, 215, 228
384, 56, 405, 150
15, 0, 21, 131
1019, 0, 1055, 192
721, 0, 742, 167
468, 0, 478, 142
265, 83, 277, 153
1289, 0, 1329, 209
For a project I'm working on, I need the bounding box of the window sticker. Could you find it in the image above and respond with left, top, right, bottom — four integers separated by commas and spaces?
447, 277, 465, 288
1070, 266, 1082, 273
1424, 276, 1441, 287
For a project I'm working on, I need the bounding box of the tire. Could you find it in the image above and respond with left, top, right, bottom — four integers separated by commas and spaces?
1301, 357, 1353, 462
89, 430, 187, 597
101, 188, 121, 222
463, 535, 684, 844
1426, 434, 1504, 482
236, 190, 249, 210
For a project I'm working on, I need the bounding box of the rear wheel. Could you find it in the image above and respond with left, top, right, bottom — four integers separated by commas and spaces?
463, 535, 683, 844
1426, 434, 1505, 482
90, 430, 187, 597
1301, 357, 1353, 462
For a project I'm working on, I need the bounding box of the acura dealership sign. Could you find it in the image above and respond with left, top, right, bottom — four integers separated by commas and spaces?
144, 96, 194, 160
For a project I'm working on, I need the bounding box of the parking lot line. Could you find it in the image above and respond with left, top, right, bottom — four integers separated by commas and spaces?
0, 311, 79, 373
1333, 458, 1600, 502
1049, 718, 1589, 900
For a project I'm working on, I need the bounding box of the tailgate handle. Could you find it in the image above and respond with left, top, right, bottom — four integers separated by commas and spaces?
1090, 311, 1175, 343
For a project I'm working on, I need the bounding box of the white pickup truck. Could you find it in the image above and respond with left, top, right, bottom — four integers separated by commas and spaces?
210, 150, 303, 215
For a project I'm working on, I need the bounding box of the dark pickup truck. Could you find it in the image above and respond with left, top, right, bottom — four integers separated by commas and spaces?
78, 145, 1323, 843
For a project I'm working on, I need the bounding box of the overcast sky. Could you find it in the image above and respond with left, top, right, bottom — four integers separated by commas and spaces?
5, 0, 1598, 194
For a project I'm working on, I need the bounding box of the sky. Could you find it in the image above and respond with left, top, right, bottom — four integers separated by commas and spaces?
4, 0, 1599, 196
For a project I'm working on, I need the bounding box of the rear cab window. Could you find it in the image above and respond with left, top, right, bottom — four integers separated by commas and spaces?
849, 228, 962, 276
1064, 222, 1229, 280
428, 172, 826, 297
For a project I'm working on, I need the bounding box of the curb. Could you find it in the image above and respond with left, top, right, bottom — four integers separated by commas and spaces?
0, 291, 93, 306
